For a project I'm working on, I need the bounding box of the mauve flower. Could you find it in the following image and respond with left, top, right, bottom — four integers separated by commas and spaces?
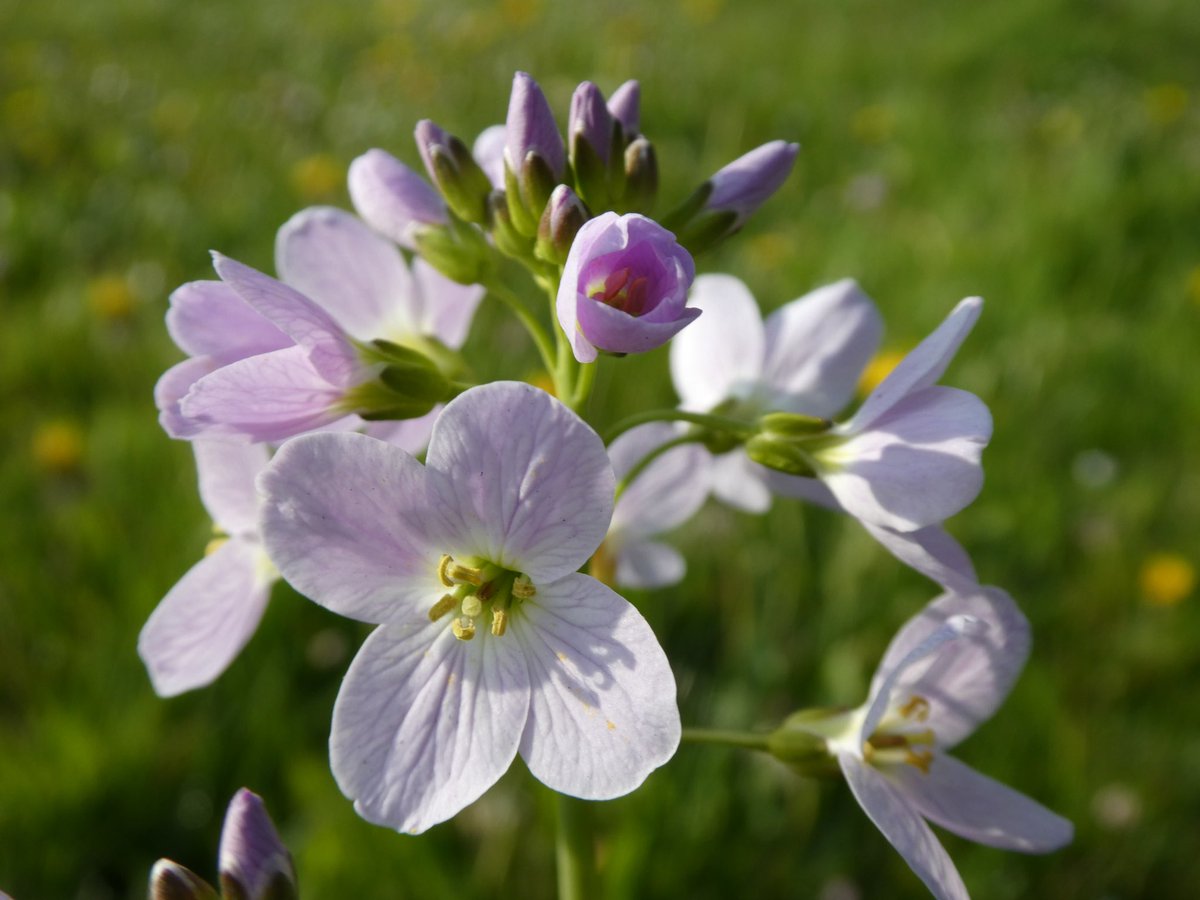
138, 441, 275, 696
782, 588, 1072, 899
219, 789, 297, 900
704, 140, 800, 227
348, 149, 448, 249
556, 212, 698, 363
505, 71, 565, 181
607, 80, 641, 139
258, 382, 680, 834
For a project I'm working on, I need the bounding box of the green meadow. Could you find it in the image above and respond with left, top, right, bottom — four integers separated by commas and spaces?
2, 0, 1199, 896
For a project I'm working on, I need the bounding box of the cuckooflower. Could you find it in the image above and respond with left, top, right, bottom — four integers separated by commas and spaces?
669, 274, 986, 591
781, 588, 1073, 899
348, 148, 449, 249
258, 382, 681, 834
594, 423, 711, 589
557, 212, 698, 363
174, 208, 482, 444
138, 441, 275, 697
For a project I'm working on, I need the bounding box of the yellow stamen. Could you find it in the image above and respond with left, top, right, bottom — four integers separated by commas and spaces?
461, 594, 483, 618
437, 554, 455, 587
491, 608, 508, 637
898, 695, 931, 722
512, 574, 536, 599
905, 749, 934, 774
429, 593, 458, 622
451, 617, 476, 641
438, 554, 485, 586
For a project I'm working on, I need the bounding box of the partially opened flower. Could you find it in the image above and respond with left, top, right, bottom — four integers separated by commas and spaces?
258, 382, 680, 834
595, 423, 711, 589
174, 208, 482, 444
348, 149, 449, 249
557, 212, 698, 363
138, 441, 275, 697
781, 588, 1073, 899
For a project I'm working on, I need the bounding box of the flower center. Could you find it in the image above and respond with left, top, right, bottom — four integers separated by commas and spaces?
428, 554, 537, 640
864, 694, 936, 774
589, 266, 651, 317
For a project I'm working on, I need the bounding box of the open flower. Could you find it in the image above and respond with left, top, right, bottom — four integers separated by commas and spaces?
557, 212, 698, 363
669, 274, 986, 591
783, 588, 1073, 899
258, 382, 681, 833
138, 441, 275, 697
595, 423, 711, 589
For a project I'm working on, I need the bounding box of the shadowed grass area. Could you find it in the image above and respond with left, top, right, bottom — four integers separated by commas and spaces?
2, 0, 1199, 897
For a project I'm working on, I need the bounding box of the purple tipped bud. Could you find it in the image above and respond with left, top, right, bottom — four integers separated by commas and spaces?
504, 71, 565, 180
218, 789, 297, 900
537, 184, 590, 266
149, 860, 218, 900
414, 120, 492, 224
607, 80, 641, 139
704, 140, 800, 224
569, 81, 615, 167
348, 149, 447, 249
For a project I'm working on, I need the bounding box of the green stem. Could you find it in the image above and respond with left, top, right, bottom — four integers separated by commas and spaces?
555, 793, 594, 900
681, 727, 772, 753
603, 408, 757, 444
569, 361, 597, 412
614, 433, 706, 502
485, 281, 557, 376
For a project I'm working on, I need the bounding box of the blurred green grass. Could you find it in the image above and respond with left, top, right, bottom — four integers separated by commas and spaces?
2, 0, 1199, 897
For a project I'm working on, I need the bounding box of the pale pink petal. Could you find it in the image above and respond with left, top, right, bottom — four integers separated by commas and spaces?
212, 253, 359, 385
614, 540, 686, 589
194, 441, 269, 536
861, 522, 979, 594
846, 297, 982, 432
348, 148, 447, 248
156, 357, 219, 439
710, 451, 772, 513
818, 387, 991, 532
763, 471, 840, 509
668, 274, 765, 412
895, 754, 1073, 852
179, 346, 348, 443
275, 206, 415, 342
514, 574, 679, 799
138, 538, 271, 697
869, 587, 1030, 749
473, 124, 507, 190
258, 432, 461, 624
411, 258, 484, 350
761, 278, 883, 418
166, 281, 291, 361
839, 755, 969, 900
425, 383, 614, 584
364, 406, 440, 455
331, 620, 531, 834
610, 423, 709, 537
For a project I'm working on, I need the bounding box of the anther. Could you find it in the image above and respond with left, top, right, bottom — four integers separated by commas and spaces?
512, 574, 536, 599
451, 617, 476, 641
905, 749, 934, 774
491, 608, 508, 637
899, 695, 931, 722
437, 554, 455, 587
428, 593, 458, 622
461, 594, 483, 618
438, 554, 485, 587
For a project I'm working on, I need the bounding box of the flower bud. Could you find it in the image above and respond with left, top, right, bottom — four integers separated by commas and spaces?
744, 434, 816, 477
414, 120, 493, 225
569, 81, 616, 207
472, 124, 507, 190
348, 149, 447, 249
620, 137, 658, 213
486, 189, 534, 260
555, 212, 698, 363
766, 712, 841, 778
504, 72, 566, 233
536, 184, 590, 266
149, 860, 218, 900
758, 411, 832, 437
411, 215, 491, 285
218, 789, 298, 900
350, 340, 458, 420
607, 80, 640, 141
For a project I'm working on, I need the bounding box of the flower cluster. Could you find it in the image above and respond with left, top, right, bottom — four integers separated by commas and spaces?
142, 70, 1070, 899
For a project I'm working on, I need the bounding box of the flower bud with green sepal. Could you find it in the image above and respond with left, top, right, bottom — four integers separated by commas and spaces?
620, 137, 658, 213
414, 120, 494, 226
536, 184, 590, 267
149, 861, 219, 900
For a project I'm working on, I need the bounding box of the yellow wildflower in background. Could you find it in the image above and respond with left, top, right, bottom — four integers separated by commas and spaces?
32, 420, 84, 474
1139, 552, 1195, 607
87, 274, 135, 320
1143, 83, 1188, 126
852, 104, 895, 144
858, 349, 907, 395
290, 154, 342, 200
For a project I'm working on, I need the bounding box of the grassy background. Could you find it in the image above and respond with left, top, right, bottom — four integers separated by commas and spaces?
3, 0, 1199, 896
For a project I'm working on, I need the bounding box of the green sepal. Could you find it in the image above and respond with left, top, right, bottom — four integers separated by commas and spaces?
658, 180, 712, 232
504, 163, 539, 238
765, 727, 840, 778
520, 151, 558, 224
487, 190, 535, 261
570, 133, 610, 210
149, 861, 219, 900
411, 217, 490, 285
759, 412, 833, 437
620, 137, 658, 213
745, 434, 816, 477
675, 208, 740, 255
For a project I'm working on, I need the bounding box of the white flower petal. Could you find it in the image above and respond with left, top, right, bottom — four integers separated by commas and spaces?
669, 274, 765, 412
194, 441, 269, 536
258, 432, 459, 624
614, 540, 686, 589
761, 278, 883, 418
425, 383, 614, 583
274, 206, 415, 342
818, 386, 992, 532
870, 587, 1030, 749
610, 423, 709, 537
846, 297, 982, 432
331, 621, 531, 834
138, 538, 271, 697
710, 451, 772, 513
514, 574, 680, 799
861, 522, 979, 594
894, 753, 1073, 852
839, 754, 969, 900
411, 258, 484, 350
